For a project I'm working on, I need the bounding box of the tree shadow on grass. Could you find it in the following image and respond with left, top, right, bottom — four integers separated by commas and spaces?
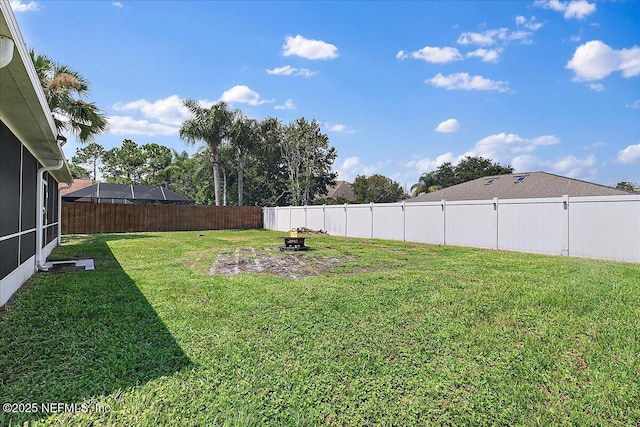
0, 234, 192, 425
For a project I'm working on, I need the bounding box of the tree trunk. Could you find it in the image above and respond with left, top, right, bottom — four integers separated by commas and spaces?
237, 158, 244, 206
223, 170, 227, 206
209, 145, 220, 206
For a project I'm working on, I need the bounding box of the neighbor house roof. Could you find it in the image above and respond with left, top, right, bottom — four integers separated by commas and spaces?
322, 181, 356, 201
59, 178, 93, 196
406, 172, 632, 202
62, 183, 192, 204
0, 1, 72, 184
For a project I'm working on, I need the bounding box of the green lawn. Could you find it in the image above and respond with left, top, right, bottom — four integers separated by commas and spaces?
1, 230, 638, 426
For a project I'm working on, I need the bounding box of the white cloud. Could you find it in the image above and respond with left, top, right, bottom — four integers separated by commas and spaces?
516, 16, 544, 31
329, 124, 356, 134
588, 82, 605, 92
266, 65, 316, 77
566, 40, 640, 81
552, 154, 596, 177
112, 2, 123, 8
512, 153, 596, 178
457, 28, 534, 46
220, 85, 273, 106
564, 0, 597, 19
113, 95, 197, 126
511, 154, 541, 172
534, 0, 596, 20
570, 35, 582, 42
282, 35, 338, 60
404, 152, 457, 174
467, 48, 502, 63
340, 156, 361, 171
108, 116, 179, 136
396, 46, 463, 63
457, 28, 507, 46
427, 73, 510, 92
626, 100, 640, 109
336, 156, 383, 181
10, 0, 39, 11
435, 118, 460, 133
275, 99, 295, 110
474, 133, 560, 159
617, 144, 640, 164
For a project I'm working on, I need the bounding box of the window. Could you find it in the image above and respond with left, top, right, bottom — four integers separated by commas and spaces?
485, 178, 497, 185
514, 175, 528, 183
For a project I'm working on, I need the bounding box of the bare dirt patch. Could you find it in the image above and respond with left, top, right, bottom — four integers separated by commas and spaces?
185, 246, 349, 279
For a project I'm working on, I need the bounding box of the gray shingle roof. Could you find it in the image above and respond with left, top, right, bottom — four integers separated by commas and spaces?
327, 181, 356, 201
406, 172, 632, 202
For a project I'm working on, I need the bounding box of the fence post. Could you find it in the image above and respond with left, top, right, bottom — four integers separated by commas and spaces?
441, 199, 446, 246
344, 203, 348, 237
323, 204, 326, 233
493, 197, 499, 250
562, 195, 569, 256
370, 202, 374, 239
402, 201, 406, 242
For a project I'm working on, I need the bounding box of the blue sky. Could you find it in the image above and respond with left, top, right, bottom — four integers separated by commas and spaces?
10, 0, 640, 188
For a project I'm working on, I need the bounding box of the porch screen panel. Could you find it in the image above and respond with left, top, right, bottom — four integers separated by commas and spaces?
0, 121, 21, 237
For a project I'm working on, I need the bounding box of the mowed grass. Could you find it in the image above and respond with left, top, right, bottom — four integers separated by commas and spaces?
0, 230, 638, 426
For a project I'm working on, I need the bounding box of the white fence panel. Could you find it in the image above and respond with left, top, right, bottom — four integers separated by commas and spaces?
446, 200, 497, 249
274, 207, 290, 231
324, 205, 346, 236
346, 204, 373, 238
405, 202, 445, 244
306, 206, 325, 231
263, 208, 277, 230
372, 203, 405, 241
263, 195, 639, 263
498, 198, 566, 255
290, 207, 306, 230
569, 196, 640, 263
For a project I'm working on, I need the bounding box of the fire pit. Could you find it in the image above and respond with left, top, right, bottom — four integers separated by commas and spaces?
280, 236, 309, 251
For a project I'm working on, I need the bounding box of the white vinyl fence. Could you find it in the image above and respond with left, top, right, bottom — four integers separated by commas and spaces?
263, 195, 640, 263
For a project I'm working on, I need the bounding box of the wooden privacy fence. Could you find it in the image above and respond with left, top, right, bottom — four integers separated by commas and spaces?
62, 202, 263, 234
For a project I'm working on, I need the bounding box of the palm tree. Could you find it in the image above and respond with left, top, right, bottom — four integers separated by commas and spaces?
411, 171, 440, 198
229, 111, 259, 206
179, 100, 232, 206
218, 141, 234, 206
30, 50, 108, 142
